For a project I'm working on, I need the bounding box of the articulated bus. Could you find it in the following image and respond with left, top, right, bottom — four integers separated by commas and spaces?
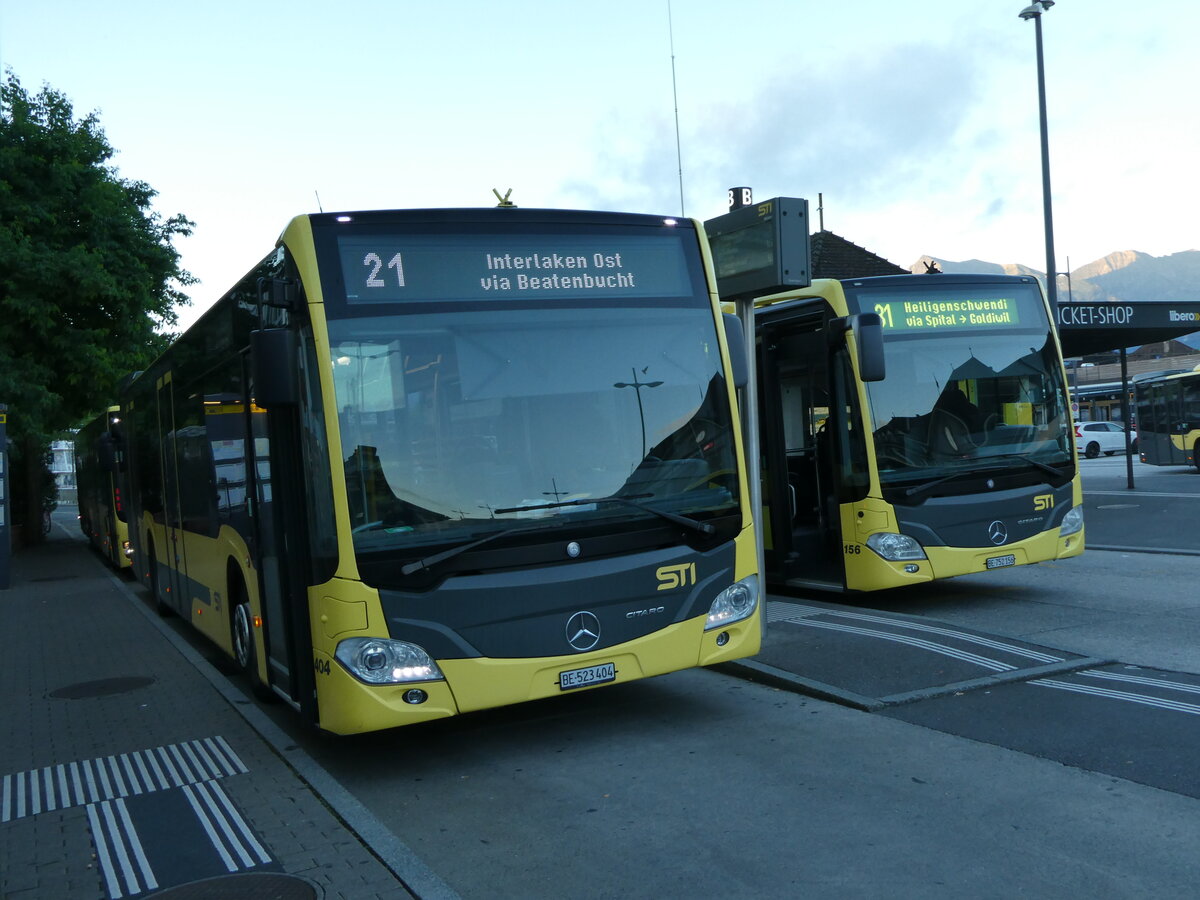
749, 273, 1084, 592
74, 406, 132, 570
1134, 366, 1200, 470
115, 207, 760, 734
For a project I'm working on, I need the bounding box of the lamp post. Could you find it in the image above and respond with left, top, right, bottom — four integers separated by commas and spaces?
614, 367, 663, 460
1020, 0, 1057, 305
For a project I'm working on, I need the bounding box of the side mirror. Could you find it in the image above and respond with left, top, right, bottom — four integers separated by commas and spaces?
722, 314, 749, 389
97, 434, 117, 473
251, 328, 299, 407
829, 313, 885, 382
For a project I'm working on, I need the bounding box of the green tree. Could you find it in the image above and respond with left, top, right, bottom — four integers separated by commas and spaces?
1, 70, 194, 545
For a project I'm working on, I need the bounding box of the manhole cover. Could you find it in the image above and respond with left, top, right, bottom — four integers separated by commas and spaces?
149, 872, 317, 899
48, 676, 156, 699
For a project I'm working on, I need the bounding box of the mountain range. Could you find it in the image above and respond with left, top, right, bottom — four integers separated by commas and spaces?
912, 248, 1200, 304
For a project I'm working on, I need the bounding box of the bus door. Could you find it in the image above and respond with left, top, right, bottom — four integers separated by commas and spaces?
245, 349, 316, 720
758, 307, 845, 589
1148, 382, 1184, 464
156, 373, 190, 616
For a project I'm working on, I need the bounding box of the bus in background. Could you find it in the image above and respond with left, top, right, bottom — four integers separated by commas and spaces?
705, 199, 1082, 592
74, 406, 132, 570
748, 274, 1083, 591
118, 207, 760, 735
1134, 366, 1200, 470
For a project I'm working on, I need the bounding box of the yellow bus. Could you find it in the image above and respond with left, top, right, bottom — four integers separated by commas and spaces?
748, 273, 1084, 591
117, 207, 760, 734
1134, 366, 1200, 470
74, 406, 132, 570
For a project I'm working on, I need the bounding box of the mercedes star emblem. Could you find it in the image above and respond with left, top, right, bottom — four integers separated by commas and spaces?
565, 611, 601, 651
988, 520, 1009, 545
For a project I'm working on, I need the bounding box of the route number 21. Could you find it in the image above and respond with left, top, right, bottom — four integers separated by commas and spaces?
363, 252, 405, 289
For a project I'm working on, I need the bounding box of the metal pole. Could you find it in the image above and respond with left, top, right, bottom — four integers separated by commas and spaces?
1120, 348, 1135, 489
1033, 11, 1058, 305
736, 296, 766, 641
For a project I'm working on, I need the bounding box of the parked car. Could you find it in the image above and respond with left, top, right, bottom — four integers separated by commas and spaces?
1074, 420, 1138, 458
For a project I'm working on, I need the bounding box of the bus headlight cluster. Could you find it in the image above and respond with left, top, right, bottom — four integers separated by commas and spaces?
866, 532, 927, 562
334, 637, 444, 684
705, 575, 759, 630
1059, 506, 1084, 537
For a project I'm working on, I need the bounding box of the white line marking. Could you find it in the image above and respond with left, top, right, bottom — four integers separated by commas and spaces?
194, 780, 255, 868
214, 735, 249, 775
206, 780, 271, 864
100, 800, 141, 895
182, 783, 238, 872
1080, 669, 1200, 695
1033, 679, 1200, 715
86, 802, 124, 899
114, 797, 158, 891
787, 618, 1017, 672
771, 602, 1063, 664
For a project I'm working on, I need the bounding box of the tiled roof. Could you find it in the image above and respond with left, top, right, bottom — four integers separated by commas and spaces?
810, 230, 908, 278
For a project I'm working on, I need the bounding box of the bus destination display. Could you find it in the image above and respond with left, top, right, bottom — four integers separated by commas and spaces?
337, 233, 694, 303
871, 295, 1023, 334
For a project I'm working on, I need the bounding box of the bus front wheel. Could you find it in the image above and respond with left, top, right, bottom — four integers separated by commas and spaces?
231, 578, 276, 703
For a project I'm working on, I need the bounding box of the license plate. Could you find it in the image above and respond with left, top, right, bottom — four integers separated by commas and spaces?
986, 554, 1016, 569
559, 662, 616, 691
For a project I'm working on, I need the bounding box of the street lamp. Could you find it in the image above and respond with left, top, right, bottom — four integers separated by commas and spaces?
1019, 0, 1058, 305
614, 367, 663, 460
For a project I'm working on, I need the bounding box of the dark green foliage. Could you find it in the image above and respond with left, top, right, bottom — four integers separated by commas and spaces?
1, 70, 194, 541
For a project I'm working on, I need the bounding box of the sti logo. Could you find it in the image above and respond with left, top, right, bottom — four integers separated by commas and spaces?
656, 562, 697, 591
1033, 494, 1055, 511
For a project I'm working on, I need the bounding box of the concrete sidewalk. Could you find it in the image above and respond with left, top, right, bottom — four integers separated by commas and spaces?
0, 514, 447, 900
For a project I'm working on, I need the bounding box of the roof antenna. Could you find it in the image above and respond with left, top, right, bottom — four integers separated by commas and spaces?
493, 188, 516, 207
314, 190, 324, 213
818, 192, 824, 231
668, 0, 685, 216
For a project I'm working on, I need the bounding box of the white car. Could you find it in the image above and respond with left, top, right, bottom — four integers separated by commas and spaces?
1074, 420, 1138, 458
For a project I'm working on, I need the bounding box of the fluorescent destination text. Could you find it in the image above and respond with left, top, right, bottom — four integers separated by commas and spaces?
873, 296, 1021, 333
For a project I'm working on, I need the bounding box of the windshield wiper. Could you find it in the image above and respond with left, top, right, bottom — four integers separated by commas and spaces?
495, 494, 717, 536
400, 524, 550, 576
903, 456, 1068, 502
984, 453, 1068, 480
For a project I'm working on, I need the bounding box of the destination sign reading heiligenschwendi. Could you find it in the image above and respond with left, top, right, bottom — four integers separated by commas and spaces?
337, 232, 695, 303
870, 294, 1024, 334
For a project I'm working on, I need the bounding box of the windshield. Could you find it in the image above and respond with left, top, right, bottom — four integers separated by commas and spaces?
856, 284, 1073, 490
327, 305, 740, 555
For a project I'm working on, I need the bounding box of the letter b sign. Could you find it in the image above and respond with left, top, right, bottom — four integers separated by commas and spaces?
728, 187, 753, 210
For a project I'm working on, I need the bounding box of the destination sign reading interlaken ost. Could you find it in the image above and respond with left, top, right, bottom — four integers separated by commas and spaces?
871, 294, 1022, 334
337, 233, 694, 303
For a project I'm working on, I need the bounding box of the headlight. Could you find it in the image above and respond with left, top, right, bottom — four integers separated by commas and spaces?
1059, 506, 1084, 537
705, 575, 759, 630
334, 637, 444, 684
866, 532, 927, 561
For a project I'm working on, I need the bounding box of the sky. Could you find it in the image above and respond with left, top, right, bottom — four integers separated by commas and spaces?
3, 0, 1198, 330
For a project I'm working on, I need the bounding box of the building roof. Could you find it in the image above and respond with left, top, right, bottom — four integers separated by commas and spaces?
809, 230, 909, 279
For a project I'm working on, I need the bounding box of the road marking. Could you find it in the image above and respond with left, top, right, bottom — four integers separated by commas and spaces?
769, 601, 1065, 666
1033, 677, 1200, 715
1, 738, 248, 821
